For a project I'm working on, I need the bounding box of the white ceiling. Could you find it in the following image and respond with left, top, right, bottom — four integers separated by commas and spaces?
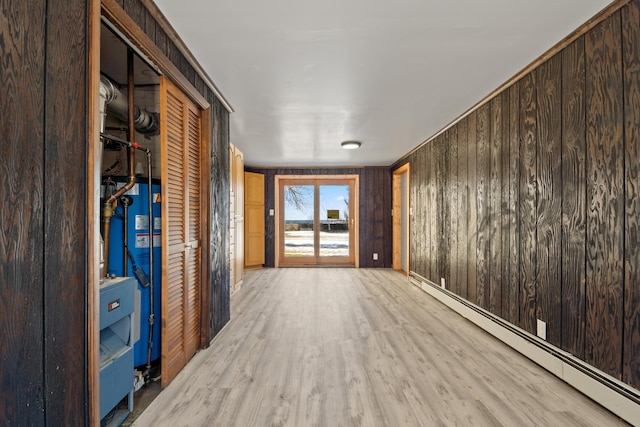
154, 0, 612, 168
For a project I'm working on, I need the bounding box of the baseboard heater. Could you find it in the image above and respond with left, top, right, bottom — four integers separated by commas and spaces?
408, 272, 640, 425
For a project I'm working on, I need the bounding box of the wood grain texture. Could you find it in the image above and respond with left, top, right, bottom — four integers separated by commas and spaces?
475, 103, 491, 309
561, 36, 587, 359
143, 7, 156, 42
408, 154, 420, 275
448, 128, 459, 295
622, 0, 640, 389
535, 53, 563, 347
123, 0, 146, 36
428, 141, 438, 283
415, 147, 426, 277
44, 0, 89, 424
500, 90, 511, 320
133, 269, 626, 427
437, 133, 451, 286
389, 0, 640, 394
585, 12, 624, 379
210, 95, 231, 338
507, 84, 520, 325
154, 23, 168, 58
489, 95, 503, 315
519, 71, 538, 334
466, 111, 478, 304
0, 1, 46, 424
456, 118, 469, 300
360, 168, 392, 268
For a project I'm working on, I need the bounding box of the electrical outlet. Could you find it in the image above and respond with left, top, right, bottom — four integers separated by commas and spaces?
536, 319, 547, 340
441, 278, 446, 289
269, 208, 274, 216
373, 253, 378, 261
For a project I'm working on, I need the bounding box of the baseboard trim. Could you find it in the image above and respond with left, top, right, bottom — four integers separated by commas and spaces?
408, 272, 640, 425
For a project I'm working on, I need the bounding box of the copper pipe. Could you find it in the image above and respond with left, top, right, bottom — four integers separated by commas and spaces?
102, 48, 137, 277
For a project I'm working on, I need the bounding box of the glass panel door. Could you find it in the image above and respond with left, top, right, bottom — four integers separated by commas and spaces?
283, 184, 315, 259
319, 185, 350, 258
279, 177, 356, 266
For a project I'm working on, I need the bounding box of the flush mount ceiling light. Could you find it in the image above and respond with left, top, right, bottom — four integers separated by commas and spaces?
341, 140, 362, 150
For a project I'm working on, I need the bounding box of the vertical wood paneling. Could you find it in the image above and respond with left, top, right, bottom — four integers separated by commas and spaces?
154, 24, 168, 57
467, 111, 478, 304
500, 91, 511, 320
397, 0, 639, 394
519, 71, 538, 333
143, 8, 156, 43
417, 149, 427, 278
457, 118, 469, 299
561, 37, 587, 358
449, 128, 459, 294
409, 156, 424, 274
123, 0, 146, 29
44, 0, 88, 424
585, 12, 624, 378
360, 167, 391, 267
476, 103, 491, 309
536, 53, 563, 347
429, 141, 438, 282
0, 1, 46, 424
623, 0, 640, 389
210, 96, 231, 338
438, 133, 451, 286
489, 95, 503, 315
507, 84, 521, 325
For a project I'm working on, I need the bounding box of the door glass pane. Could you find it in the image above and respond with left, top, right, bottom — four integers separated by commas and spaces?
284, 185, 314, 257
319, 185, 349, 257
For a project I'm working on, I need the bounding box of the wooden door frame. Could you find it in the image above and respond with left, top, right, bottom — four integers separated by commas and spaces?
274, 175, 359, 268
392, 163, 410, 275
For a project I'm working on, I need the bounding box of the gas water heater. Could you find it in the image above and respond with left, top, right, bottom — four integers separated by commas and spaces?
106, 176, 162, 367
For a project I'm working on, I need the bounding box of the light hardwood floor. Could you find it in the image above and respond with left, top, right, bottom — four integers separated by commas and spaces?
133, 268, 628, 426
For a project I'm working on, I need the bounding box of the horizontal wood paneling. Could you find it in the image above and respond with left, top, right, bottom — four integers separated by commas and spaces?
393, 0, 640, 393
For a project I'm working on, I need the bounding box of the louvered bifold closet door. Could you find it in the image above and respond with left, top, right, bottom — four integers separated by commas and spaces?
161, 77, 202, 387
185, 108, 201, 359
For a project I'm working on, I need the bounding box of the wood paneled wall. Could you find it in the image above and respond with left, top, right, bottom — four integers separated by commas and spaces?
0, 0, 231, 423
244, 167, 392, 268
394, 3, 640, 390
209, 94, 231, 337
0, 0, 89, 424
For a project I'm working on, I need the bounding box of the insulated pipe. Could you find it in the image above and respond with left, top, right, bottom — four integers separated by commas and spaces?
99, 76, 159, 135
102, 49, 137, 277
